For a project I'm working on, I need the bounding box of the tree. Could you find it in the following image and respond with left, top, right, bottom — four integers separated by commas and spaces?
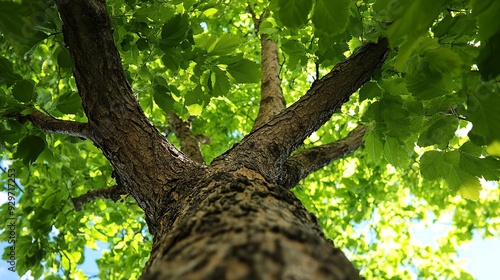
1, 0, 500, 279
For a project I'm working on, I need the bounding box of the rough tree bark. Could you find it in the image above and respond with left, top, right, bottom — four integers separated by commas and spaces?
21, 0, 390, 279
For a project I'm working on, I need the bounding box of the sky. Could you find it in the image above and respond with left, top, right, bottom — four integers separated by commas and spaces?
460, 235, 500, 280
412, 215, 500, 280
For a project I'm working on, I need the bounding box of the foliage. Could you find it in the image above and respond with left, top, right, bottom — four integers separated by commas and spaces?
0, 0, 499, 279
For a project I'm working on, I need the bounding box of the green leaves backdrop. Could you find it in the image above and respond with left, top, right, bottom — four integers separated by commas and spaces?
1, 0, 499, 279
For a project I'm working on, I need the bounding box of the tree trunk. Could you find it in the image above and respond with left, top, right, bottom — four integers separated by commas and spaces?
141, 170, 360, 280
37, 2, 389, 279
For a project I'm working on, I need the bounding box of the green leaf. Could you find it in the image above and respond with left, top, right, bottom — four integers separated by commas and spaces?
153, 76, 170, 94
194, 33, 217, 52
359, 82, 381, 101
210, 68, 230, 97
422, 48, 463, 77
201, 70, 212, 92
473, 0, 500, 41
206, 34, 243, 55
0, 1, 50, 53
362, 101, 381, 122
217, 54, 244, 65
12, 79, 36, 103
433, 14, 477, 42
466, 84, 500, 145
387, 0, 449, 68
14, 135, 46, 166
444, 164, 482, 201
387, 0, 448, 41
383, 137, 408, 167
57, 48, 72, 69
0, 90, 5, 108
281, 40, 307, 55
258, 19, 278, 36
417, 115, 459, 147
276, 0, 312, 29
459, 141, 483, 157
281, 39, 308, 69
161, 53, 182, 72
0, 120, 24, 145
312, 0, 350, 35
186, 103, 203, 116
438, 150, 483, 200
364, 132, 383, 162
185, 85, 209, 106
42, 191, 59, 210
382, 106, 412, 139
0, 56, 22, 86
161, 14, 190, 48
420, 151, 446, 180
423, 95, 458, 115
133, 5, 174, 23
226, 59, 262, 83
56, 91, 83, 114
136, 38, 149, 51
443, 150, 460, 165
459, 152, 500, 181
405, 60, 449, 100
477, 32, 500, 81
470, 0, 494, 15
154, 91, 174, 114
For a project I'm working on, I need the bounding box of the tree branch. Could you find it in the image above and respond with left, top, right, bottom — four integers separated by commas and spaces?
168, 113, 205, 164
71, 184, 127, 211
247, 5, 285, 131
246, 4, 269, 33
54, 0, 203, 233
55, 0, 136, 122
212, 38, 389, 183
278, 125, 368, 189
252, 35, 286, 131
15, 109, 92, 140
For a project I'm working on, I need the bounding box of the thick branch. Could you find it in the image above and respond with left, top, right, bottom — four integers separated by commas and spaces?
279, 125, 368, 189
252, 35, 286, 131
54, 0, 202, 235
168, 113, 205, 164
55, 0, 136, 122
71, 184, 127, 211
212, 38, 389, 183
247, 5, 285, 131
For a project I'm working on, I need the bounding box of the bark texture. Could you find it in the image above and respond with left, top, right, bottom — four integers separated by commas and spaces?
143, 173, 358, 280
211, 39, 389, 184
11, 109, 91, 139
252, 35, 286, 131
279, 125, 368, 189
71, 184, 126, 211
22, 1, 392, 279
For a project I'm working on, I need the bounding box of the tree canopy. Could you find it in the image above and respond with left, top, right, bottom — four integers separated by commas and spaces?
1, 0, 500, 279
